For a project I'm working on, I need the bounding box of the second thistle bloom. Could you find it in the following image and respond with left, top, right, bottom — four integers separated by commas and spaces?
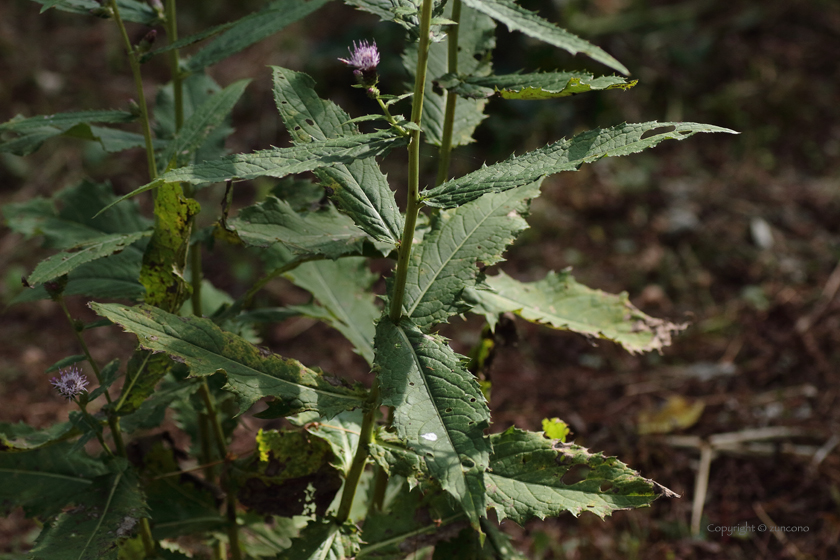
339, 40, 380, 88
50, 366, 89, 400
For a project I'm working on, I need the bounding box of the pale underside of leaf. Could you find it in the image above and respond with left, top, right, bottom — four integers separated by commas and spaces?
423, 121, 738, 209
90, 303, 367, 418
374, 317, 490, 530
463, 270, 687, 354
460, 0, 629, 75
444, 71, 636, 100
486, 427, 677, 524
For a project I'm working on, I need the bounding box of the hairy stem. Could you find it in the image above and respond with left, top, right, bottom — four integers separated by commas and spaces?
389, 0, 435, 322
335, 384, 379, 524
436, 0, 463, 186
109, 0, 157, 180
199, 381, 241, 560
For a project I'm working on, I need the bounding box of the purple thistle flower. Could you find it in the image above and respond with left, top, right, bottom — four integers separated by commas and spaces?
50, 366, 89, 400
338, 40, 380, 72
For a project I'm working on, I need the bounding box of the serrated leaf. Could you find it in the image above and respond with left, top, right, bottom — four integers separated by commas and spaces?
369, 427, 429, 487
12, 250, 145, 304
2, 180, 150, 249
90, 303, 367, 418
460, 0, 628, 75
402, 4, 495, 147
184, 0, 331, 73
28, 0, 159, 24
277, 518, 360, 560
230, 197, 368, 260
45, 354, 87, 373
31, 460, 148, 560
397, 181, 540, 329
236, 429, 342, 517
119, 378, 201, 433
0, 110, 134, 133
0, 421, 77, 452
158, 79, 250, 171
424, 121, 738, 209
63, 124, 167, 153
344, 0, 449, 41
463, 270, 686, 354
140, 21, 237, 62
272, 66, 403, 244
443, 71, 636, 100
284, 258, 379, 365
101, 130, 407, 214
375, 317, 490, 530
88, 359, 121, 401
27, 231, 149, 286
360, 482, 465, 559
112, 349, 173, 417
486, 427, 676, 524
0, 442, 108, 518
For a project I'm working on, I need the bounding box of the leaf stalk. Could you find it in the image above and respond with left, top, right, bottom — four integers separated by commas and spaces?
335, 384, 379, 523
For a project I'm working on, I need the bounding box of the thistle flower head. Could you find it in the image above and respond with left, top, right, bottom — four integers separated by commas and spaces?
338, 40, 380, 72
50, 366, 89, 400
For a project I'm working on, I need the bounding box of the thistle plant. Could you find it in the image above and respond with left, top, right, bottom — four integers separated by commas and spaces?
1, 0, 736, 558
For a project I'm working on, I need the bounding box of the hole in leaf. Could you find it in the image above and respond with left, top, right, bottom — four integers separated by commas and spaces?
305, 119, 315, 126
445, 407, 452, 413
640, 125, 676, 140
294, 126, 301, 131
425, 452, 434, 458
470, 398, 476, 402
561, 464, 590, 485
409, 382, 415, 386
600, 482, 613, 492
281, 101, 288, 104
461, 459, 475, 469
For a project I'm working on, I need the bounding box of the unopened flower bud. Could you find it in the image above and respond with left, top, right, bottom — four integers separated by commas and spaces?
44, 275, 68, 300
339, 40, 380, 88
136, 29, 157, 54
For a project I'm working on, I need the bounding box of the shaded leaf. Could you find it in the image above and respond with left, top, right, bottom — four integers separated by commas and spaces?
27, 231, 150, 286
374, 317, 490, 530
344, 0, 449, 41
229, 197, 368, 260
284, 258, 379, 365
0, 443, 108, 518
120, 377, 201, 434
112, 349, 174, 417
45, 354, 87, 373
424, 121, 737, 209
460, 0, 628, 75
185, 0, 332, 73
463, 270, 687, 354
486, 427, 677, 524
0, 422, 77, 453
441, 70, 636, 100
31, 459, 148, 560
28, 0, 159, 24
301, 409, 363, 476
397, 182, 540, 329
90, 303, 368, 418
277, 518, 360, 560
272, 66, 403, 244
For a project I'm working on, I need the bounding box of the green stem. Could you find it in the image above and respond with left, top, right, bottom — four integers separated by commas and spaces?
109, 0, 158, 180
389, 0, 435, 322
436, 0, 462, 186
165, 0, 184, 131
55, 295, 108, 400
199, 413, 216, 483
368, 406, 393, 514
375, 96, 407, 135
335, 384, 379, 524
199, 381, 241, 560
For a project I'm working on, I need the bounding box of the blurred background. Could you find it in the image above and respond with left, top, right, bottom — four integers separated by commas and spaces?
1, 0, 838, 558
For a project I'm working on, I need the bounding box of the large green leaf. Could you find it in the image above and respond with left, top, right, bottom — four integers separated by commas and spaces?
463, 270, 686, 354
0, 443, 108, 519
111, 349, 175, 418
272, 66, 403, 244
0, 422, 76, 453
0, 110, 134, 133
284, 258, 379, 365
402, 3, 496, 147
101, 130, 407, 214
184, 0, 332, 73
441, 71, 636, 100
460, 0, 628, 75
486, 427, 677, 524
90, 303, 367, 418
30, 459, 148, 560
424, 121, 737, 208
344, 0, 449, 41
119, 377, 201, 433
293, 409, 363, 476
28, 0, 159, 24
158, 79, 251, 171
277, 518, 360, 560
27, 231, 150, 286
230, 197, 369, 260
375, 317, 490, 530
397, 181, 540, 329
